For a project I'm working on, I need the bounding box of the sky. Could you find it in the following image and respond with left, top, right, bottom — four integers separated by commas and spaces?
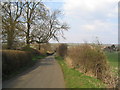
43, 0, 118, 44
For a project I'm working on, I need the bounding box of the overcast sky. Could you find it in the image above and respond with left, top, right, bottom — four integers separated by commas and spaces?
44, 0, 118, 44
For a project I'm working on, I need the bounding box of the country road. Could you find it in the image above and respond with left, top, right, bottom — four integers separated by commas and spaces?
3, 56, 65, 88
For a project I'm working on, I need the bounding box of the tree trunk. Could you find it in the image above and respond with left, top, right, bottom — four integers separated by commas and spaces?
7, 24, 15, 49
39, 43, 41, 50
7, 36, 13, 49
26, 23, 30, 47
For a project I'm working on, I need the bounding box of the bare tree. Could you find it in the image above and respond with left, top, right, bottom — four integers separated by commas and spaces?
32, 10, 69, 50
2, 2, 25, 49
22, 1, 47, 47
2, 1, 69, 50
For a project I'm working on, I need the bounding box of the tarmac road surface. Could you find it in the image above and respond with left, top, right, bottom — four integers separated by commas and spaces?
3, 56, 65, 88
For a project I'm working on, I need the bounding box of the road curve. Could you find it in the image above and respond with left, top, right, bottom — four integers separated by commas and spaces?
3, 56, 65, 88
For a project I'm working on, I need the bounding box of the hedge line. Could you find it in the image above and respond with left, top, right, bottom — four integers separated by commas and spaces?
2, 50, 33, 77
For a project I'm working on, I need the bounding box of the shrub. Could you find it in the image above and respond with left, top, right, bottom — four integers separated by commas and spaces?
2, 50, 33, 77
21, 46, 41, 56
39, 43, 54, 55
39, 48, 47, 55
65, 44, 109, 80
57, 44, 68, 58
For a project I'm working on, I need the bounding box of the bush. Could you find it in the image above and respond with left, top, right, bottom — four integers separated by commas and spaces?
57, 44, 68, 58
39, 48, 47, 55
39, 43, 54, 55
21, 46, 41, 56
2, 50, 33, 77
65, 44, 109, 80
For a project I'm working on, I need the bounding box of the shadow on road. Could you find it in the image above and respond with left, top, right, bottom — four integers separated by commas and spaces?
3, 56, 53, 82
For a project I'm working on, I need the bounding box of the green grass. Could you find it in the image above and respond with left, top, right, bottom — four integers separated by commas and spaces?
55, 56, 106, 88
105, 51, 118, 76
32, 55, 46, 61
105, 52, 118, 67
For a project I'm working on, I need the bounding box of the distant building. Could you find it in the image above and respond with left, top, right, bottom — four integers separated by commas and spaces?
103, 44, 119, 52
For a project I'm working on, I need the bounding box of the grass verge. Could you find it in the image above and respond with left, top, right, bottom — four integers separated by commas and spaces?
32, 55, 46, 61
55, 56, 106, 88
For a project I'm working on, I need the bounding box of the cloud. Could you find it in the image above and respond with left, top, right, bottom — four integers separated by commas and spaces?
81, 24, 95, 31
60, 0, 118, 44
